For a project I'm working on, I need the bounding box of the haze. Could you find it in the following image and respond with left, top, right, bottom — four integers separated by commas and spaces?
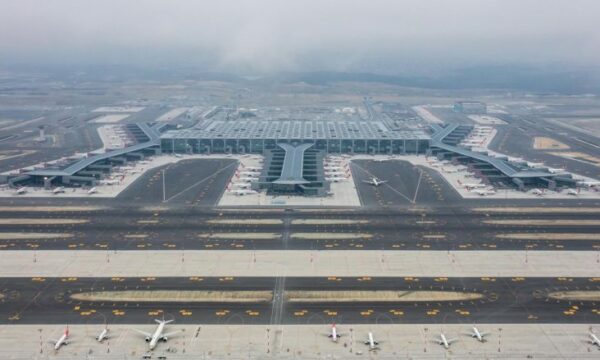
1, 0, 599, 75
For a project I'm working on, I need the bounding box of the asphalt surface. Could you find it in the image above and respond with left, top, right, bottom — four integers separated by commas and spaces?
0, 207, 600, 250
352, 159, 461, 206
117, 158, 237, 205
1, 276, 598, 325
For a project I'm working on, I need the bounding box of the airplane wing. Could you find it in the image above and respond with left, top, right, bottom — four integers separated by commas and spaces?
446, 338, 458, 344
133, 329, 152, 338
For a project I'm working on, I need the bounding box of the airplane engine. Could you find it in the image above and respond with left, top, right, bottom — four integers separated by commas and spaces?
161, 336, 168, 342
145, 337, 151, 342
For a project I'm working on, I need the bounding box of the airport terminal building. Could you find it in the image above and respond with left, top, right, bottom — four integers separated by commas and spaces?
159, 119, 431, 155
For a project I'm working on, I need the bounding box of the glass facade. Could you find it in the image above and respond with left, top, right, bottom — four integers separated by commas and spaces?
161, 138, 429, 154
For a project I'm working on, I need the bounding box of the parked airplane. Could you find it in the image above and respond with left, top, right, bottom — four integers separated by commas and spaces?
50, 326, 69, 351
52, 186, 65, 194
327, 323, 341, 342
237, 177, 257, 183
434, 333, 457, 349
231, 182, 252, 189
579, 181, 600, 188
548, 167, 566, 174
174, 153, 183, 158
468, 327, 489, 342
239, 171, 260, 176
100, 179, 120, 185
326, 177, 347, 183
325, 171, 347, 177
364, 332, 379, 351
16, 187, 27, 195
442, 167, 458, 173
373, 158, 389, 162
362, 177, 387, 186
134, 319, 178, 351
471, 189, 496, 196
589, 332, 600, 348
87, 187, 97, 195
457, 180, 486, 190
244, 166, 262, 171
567, 188, 580, 196
531, 188, 545, 196
96, 327, 109, 342
232, 189, 257, 196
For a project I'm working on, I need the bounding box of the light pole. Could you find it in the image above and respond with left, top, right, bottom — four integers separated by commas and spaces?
162, 169, 166, 202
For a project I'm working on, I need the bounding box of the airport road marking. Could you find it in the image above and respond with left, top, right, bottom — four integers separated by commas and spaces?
412, 169, 424, 203
164, 160, 238, 202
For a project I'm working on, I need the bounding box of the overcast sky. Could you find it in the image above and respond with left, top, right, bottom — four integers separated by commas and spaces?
1, 0, 598, 74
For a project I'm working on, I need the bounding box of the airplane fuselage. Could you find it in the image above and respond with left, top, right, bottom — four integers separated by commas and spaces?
54, 333, 68, 350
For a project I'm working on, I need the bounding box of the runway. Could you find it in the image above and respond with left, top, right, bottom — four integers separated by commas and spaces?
1, 206, 600, 250
2, 276, 599, 325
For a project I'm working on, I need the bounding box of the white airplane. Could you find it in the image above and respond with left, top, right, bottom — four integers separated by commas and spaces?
237, 177, 257, 183
50, 326, 69, 351
579, 181, 600, 188
87, 187, 97, 195
434, 333, 457, 349
325, 171, 347, 177
468, 327, 489, 342
52, 186, 65, 194
589, 332, 600, 348
119, 166, 135, 171
174, 153, 183, 158
457, 180, 486, 190
531, 188, 545, 196
232, 189, 257, 196
134, 319, 178, 351
324, 166, 343, 171
362, 177, 387, 186
100, 179, 120, 185
16, 187, 27, 195
471, 189, 496, 196
239, 171, 260, 176
567, 188, 580, 196
326, 177, 347, 183
364, 332, 379, 351
548, 167, 566, 174
244, 166, 262, 171
327, 323, 341, 342
96, 327, 109, 342
231, 182, 252, 189
442, 167, 458, 173
373, 158, 389, 162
